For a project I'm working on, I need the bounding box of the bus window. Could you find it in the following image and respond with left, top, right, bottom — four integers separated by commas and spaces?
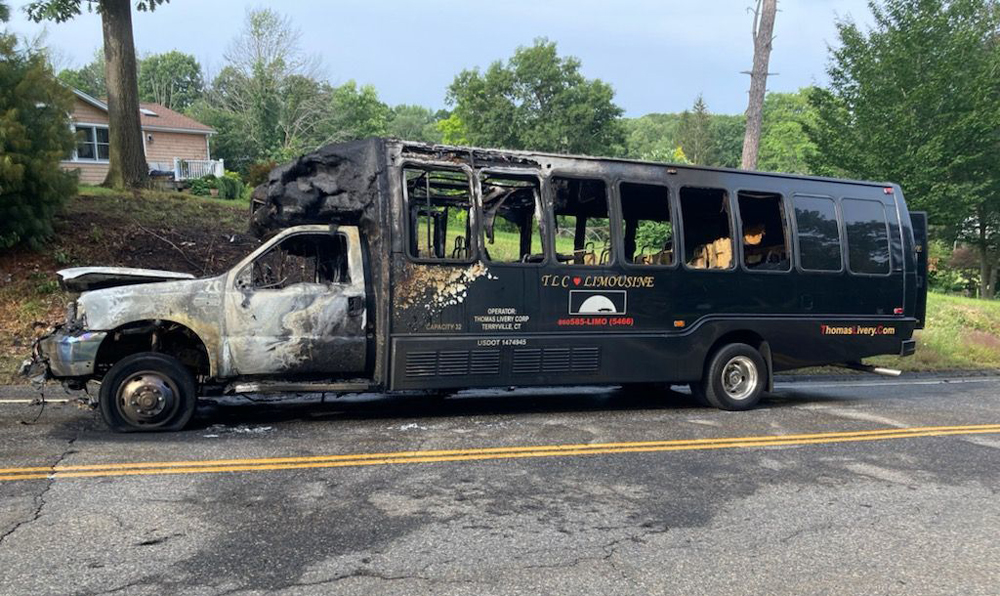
620, 182, 673, 266
681, 187, 733, 270
552, 177, 611, 266
404, 168, 474, 261
480, 174, 544, 264
843, 198, 891, 275
738, 191, 789, 271
793, 195, 842, 271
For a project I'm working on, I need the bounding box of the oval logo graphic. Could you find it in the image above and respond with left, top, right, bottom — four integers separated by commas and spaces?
569, 290, 627, 315
578, 295, 618, 314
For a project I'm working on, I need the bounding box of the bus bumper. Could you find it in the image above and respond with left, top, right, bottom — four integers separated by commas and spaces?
899, 339, 916, 357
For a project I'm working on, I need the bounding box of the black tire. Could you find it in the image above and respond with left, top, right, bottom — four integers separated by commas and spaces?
700, 343, 766, 411
687, 382, 710, 407
99, 352, 197, 433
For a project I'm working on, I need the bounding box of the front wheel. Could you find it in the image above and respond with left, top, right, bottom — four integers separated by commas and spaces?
99, 352, 197, 432
700, 344, 766, 411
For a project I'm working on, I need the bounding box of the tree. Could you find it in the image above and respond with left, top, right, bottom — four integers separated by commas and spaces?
740, 0, 778, 170
325, 81, 389, 144
57, 49, 106, 97
26, 0, 170, 189
676, 95, 714, 165
387, 105, 443, 144
447, 38, 625, 156
758, 89, 817, 174
808, 0, 1000, 298
0, 22, 77, 248
137, 50, 203, 110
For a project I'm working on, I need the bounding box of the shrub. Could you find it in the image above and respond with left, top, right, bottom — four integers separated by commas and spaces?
246, 160, 278, 188
216, 171, 244, 200
0, 32, 76, 249
188, 175, 216, 196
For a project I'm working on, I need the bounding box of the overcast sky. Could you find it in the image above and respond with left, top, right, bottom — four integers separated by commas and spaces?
5, 0, 874, 116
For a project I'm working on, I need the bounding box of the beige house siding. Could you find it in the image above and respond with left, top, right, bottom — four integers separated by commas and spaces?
144, 131, 210, 170
60, 96, 212, 183
63, 162, 109, 185
71, 100, 110, 125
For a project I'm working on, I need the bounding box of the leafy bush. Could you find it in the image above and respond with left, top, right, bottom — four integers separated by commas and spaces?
216, 170, 244, 200
0, 31, 76, 248
246, 160, 277, 188
187, 174, 216, 196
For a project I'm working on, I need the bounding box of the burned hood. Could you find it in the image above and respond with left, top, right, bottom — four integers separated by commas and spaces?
57, 267, 196, 292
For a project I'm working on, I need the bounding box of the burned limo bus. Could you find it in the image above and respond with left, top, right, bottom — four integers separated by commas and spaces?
23, 138, 928, 432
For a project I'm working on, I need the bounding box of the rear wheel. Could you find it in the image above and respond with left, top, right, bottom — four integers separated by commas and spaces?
99, 352, 197, 432
700, 343, 766, 411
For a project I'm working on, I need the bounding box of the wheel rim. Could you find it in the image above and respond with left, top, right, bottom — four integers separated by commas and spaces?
116, 370, 180, 427
720, 356, 758, 401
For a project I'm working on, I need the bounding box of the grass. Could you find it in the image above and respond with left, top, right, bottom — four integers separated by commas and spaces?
870, 292, 1000, 371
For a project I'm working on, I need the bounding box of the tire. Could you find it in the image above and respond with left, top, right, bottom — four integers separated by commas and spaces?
99, 352, 197, 432
700, 343, 766, 411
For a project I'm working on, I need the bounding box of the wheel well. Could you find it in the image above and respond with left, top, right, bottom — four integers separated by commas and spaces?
707, 330, 765, 357
95, 321, 210, 380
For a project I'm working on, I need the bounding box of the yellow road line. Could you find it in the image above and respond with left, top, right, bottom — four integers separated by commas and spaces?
1, 423, 998, 482
2, 423, 997, 475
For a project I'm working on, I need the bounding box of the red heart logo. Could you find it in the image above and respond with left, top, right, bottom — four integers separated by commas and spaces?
573, 277, 582, 286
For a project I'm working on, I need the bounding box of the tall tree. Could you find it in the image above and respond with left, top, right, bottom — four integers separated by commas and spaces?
57, 49, 106, 97
26, 0, 170, 189
740, 0, 778, 170
676, 95, 714, 165
137, 50, 203, 110
447, 38, 625, 156
809, 0, 1000, 298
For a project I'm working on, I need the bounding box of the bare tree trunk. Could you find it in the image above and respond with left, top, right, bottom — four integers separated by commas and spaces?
977, 207, 992, 298
101, 0, 148, 189
740, 0, 778, 171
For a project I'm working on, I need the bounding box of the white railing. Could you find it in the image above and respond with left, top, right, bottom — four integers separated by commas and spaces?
171, 158, 224, 180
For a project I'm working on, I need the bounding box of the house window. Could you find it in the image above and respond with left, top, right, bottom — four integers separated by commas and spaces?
75, 126, 110, 161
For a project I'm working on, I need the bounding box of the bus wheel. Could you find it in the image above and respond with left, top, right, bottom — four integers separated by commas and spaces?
701, 344, 766, 411
99, 352, 197, 433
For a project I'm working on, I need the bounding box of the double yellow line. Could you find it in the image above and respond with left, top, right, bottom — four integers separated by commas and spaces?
3, 423, 999, 483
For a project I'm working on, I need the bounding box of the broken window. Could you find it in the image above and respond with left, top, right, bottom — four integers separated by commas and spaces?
404, 167, 474, 261
480, 173, 544, 264
620, 182, 673, 266
552, 177, 611, 266
843, 198, 891, 275
737, 191, 790, 271
680, 187, 733, 270
793, 195, 842, 271
247, 233, 349, 290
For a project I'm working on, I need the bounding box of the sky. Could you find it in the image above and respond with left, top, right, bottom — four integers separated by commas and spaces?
5, 0, 875, 117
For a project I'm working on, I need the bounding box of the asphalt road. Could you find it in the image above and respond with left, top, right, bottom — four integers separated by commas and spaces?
1, 376, 1000, 596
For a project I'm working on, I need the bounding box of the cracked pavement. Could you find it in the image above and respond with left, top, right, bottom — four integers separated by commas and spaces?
1, 377, 1000, 595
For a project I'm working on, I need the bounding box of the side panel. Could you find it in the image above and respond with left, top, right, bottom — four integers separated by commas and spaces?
386, 151, 917, 390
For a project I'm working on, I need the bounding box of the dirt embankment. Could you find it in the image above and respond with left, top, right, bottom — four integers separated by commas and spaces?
0, 189, 258, 384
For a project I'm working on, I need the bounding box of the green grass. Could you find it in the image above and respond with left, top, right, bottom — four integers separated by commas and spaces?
869, 292, 1000, 371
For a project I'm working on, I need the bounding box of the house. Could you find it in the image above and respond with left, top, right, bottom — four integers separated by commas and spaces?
62, 88, 223, 185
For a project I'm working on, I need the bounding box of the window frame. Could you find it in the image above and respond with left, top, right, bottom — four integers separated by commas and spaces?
547, 172, 617, 268
475, 168, 549, 268
734, 187, 793, 275
790, 193, 846, 275
236, 230, 352, 291
401, 162, 478, 265
841, 197, 893, 278
72, 123, 110, 163
616, 179, 679, 271
678, 184, 737, 273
